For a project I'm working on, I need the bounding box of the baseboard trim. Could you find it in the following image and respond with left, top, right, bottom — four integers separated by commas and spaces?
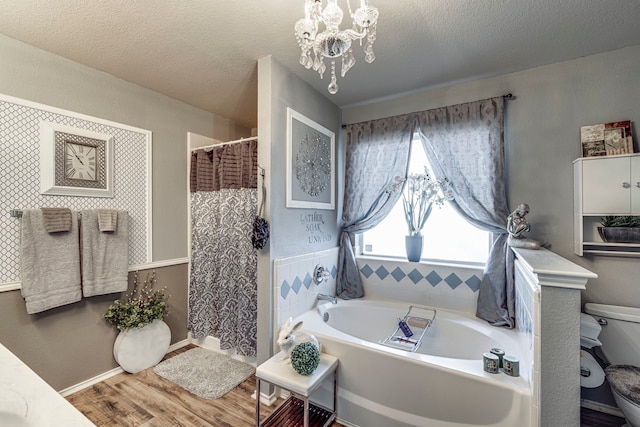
581, 398, 624, 418
59, 366, 124, 397
189, 333, 256, 366
59, 338, 191, 397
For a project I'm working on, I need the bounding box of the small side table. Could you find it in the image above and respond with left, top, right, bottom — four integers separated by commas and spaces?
256, 351, 338, 427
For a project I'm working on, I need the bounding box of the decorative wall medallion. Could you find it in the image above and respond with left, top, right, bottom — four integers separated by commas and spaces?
40, 122, 114, 197
286, 107, 335, 210
295, 129, 331, 197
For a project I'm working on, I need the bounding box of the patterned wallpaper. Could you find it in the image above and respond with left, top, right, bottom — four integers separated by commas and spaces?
0, 94, 151, 284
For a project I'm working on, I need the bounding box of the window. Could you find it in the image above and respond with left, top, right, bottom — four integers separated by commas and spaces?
361, 138, 490, 265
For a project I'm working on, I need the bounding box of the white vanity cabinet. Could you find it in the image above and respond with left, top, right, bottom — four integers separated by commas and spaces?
574, 153, 640, 256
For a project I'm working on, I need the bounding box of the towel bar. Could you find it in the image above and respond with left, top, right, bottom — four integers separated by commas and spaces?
9, 209, 83, 218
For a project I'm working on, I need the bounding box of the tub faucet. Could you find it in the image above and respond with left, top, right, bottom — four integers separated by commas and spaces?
317, 293, 337, 304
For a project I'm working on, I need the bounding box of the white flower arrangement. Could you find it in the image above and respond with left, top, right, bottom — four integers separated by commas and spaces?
401, 167, 454, 236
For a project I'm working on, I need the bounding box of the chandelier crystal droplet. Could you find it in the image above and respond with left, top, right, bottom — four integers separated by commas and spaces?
295, 0, 379, 95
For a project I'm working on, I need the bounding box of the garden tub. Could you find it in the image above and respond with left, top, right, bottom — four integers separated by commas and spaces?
292, 299, 532, 427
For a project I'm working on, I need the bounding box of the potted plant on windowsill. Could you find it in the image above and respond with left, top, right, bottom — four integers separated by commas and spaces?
104, 271, 171, 373
598, 216, 640, 243
400, 167, 454, 261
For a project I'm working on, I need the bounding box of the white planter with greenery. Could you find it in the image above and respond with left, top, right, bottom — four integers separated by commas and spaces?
104, 271, 170, 373
113, 318, 170, 373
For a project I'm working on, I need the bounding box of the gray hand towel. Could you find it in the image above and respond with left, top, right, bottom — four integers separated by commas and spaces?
41, 207, 72, 233
81, 210, 129, 297
20, 209, 82, 314
97, 209, 118, 232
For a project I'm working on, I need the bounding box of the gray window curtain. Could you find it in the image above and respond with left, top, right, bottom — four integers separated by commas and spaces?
337, 117, 413, 298
415, 97, 514, 327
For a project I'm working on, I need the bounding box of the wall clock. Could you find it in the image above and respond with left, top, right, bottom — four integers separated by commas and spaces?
40, 122, 114, 197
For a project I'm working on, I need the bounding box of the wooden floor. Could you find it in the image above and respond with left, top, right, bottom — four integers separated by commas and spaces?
67, 345, 343, 427
67, 344, 627, 426
580, 407, 626, 427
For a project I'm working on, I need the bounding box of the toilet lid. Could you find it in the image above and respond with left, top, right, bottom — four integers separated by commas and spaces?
605, 365, 640, 406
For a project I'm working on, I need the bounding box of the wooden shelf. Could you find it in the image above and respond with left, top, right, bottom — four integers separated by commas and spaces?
260, 396, 335, 427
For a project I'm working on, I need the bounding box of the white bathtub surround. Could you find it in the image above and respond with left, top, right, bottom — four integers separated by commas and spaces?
356, 257, 483, 314
277, 248, 596, 427
274, 247, 339, 331
512, 248, 597, 427
0, 343, 95, 426
295, 299, 531, 427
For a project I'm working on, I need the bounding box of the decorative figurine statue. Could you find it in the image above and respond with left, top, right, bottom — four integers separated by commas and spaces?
507, 203, 544, 249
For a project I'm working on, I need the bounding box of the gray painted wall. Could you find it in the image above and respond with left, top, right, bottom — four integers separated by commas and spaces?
0, 34, 251, 260
343, 44, 640, 309
0, 34, 247, 390
256, 55, 342, 364
343, 43, 640, 412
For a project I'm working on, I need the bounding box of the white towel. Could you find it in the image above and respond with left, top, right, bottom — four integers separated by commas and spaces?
20, 209, 82, 314
81, 210, 129, 297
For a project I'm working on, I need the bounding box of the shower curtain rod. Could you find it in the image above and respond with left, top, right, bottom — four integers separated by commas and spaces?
191, 136, 258, 152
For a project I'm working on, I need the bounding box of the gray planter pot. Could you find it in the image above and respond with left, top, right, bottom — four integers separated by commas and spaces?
405, 235, 423, 262
597, 227, 640, 243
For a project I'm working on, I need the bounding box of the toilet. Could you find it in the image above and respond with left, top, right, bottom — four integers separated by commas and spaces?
583, 303, 640, 427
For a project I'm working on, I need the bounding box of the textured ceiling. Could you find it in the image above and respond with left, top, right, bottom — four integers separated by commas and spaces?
1, 0, 640, 128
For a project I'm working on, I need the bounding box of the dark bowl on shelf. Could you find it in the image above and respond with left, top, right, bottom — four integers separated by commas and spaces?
597, 227, 640, 243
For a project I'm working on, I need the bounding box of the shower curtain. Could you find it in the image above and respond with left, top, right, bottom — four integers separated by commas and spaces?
188, 139, 258, 357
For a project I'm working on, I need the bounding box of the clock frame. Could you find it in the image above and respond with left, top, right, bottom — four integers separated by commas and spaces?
40, 122, 114, 197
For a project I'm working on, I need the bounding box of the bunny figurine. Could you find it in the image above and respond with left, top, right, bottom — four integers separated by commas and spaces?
277, 317, 320, 361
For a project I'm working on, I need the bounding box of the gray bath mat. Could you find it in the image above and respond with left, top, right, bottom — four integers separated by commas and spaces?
153, 347, 255, 399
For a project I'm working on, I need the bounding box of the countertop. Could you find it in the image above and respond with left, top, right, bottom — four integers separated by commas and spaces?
0, 342, 95, 426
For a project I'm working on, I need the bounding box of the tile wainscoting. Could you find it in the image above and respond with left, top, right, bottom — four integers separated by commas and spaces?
274, 247, 340, 336
356, 258, 483, 314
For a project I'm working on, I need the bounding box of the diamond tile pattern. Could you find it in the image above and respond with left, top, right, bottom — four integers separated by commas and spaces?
360, 263, 482, 292
465, 275, 482, 292
375, 266, 389, 280
303, 272, 313, 289
279, 263, 338, 301
426, 271, 442, 286
291, 277, 303, 294
444, 273, 463, 289
0, 98, 151, 284
281, 280, 291, 299
391, 267, 406, 282
408, 268, 423, 284
360, 264, 374, 278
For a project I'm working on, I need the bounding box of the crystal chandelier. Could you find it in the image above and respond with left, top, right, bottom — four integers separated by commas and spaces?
295, 0, 379, 95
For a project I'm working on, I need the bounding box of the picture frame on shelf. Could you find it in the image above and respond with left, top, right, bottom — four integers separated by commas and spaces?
39, 122, 114, 197
286, 107, 335, 210
580, 120, 633, 157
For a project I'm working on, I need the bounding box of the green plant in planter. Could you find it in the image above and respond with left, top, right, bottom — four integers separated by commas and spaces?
599, 216, 640, 227
104, 271, 169, 331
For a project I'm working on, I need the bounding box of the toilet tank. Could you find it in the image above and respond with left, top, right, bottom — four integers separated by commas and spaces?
584, 303, 640, 366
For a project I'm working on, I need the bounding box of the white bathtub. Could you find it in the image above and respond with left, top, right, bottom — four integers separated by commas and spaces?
292, 299, 532, 427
